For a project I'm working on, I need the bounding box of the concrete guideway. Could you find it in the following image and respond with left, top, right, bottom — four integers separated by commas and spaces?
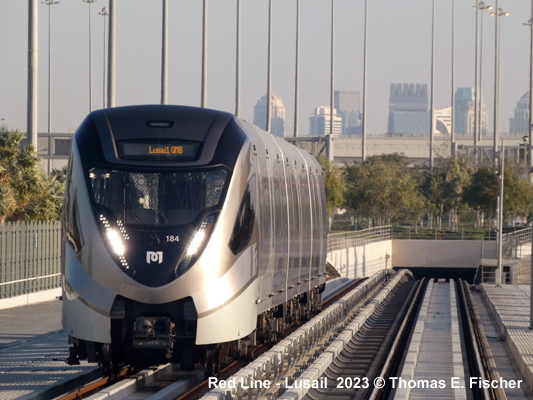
394, 280, 466, 400
0, 330, 100, 400
480, 284, 533, 393
201, 270, 402, 400
0, 274, 369, 400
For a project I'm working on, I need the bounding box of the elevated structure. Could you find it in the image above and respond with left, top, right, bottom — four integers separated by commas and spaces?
288, 133, 532, 167
20, 132, 72, 173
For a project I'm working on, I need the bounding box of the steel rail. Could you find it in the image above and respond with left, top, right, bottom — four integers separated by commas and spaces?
370, 278, 427, 400
459, 280, 507, 400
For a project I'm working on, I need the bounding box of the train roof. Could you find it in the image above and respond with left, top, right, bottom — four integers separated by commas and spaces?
85, 105, 235, 143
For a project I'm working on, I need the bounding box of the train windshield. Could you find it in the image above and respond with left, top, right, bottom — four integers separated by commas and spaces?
89, 168, 228, 227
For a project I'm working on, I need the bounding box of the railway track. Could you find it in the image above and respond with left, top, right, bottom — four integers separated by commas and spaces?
52, 274, 501, 400
275, 279, 503, 400
302, 277, 421, 400
51, 275, 376, 400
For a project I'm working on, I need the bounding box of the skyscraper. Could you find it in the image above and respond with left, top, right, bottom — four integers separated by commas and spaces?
388, 83, 429, 134
454, 87, 487, 136
334, 90, 361, 134
509, 92, 530, 134
253, 93, 286, 138
308, 107, 342, 136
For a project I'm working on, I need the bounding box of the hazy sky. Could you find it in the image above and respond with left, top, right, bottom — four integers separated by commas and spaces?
1, 0, 532, 136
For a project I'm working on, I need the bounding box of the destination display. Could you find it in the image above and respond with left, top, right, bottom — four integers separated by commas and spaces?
117, 140, 200, 161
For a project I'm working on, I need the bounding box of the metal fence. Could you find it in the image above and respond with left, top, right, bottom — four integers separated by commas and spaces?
2, 222, 526, 300
502, 227, 532, 260
0, 221, 62, 299
327, 225, 391, 253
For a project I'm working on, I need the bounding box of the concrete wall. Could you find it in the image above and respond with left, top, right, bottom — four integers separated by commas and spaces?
0, 288, 62, 310
392, 240, 490, 269
327, 241, 392, 279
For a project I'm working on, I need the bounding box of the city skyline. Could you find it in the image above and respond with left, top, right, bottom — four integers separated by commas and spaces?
1, 0, 532, 137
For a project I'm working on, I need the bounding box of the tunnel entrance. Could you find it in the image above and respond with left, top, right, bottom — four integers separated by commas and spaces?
393, 267, 478, 284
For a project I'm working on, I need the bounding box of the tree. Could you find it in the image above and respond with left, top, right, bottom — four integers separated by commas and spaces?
502, 163, 532, 223
343, 154, 425, 226
419, 167, 446, 229
441, 157, 473, 230
0, 126, 63, 224
317, 155, 345, 216
462, 166, 498, 227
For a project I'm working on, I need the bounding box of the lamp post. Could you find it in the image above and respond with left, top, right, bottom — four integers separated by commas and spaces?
266, 0, 272, 132
526, 1, 533, 330
496, 140, 505, 287
235, 0, 241, 117
42, 0, 59, 136
362, 0, 368, 160
330, 0, 335, 137
83, 0, 97, 112
161, 0, 168, 105
451, 0, 455, 155
473, 2, 492, 159
293, 0, 300, 137
201, 0, 207, 108
477, 2, 491, 151
490, 5, 510, 163
429, 0, 435, 169
99, 7, 108, 109
107, 0, 115, 108
524, 18, 533, 172
27, 0, 38, 149
474, 0, 479, 152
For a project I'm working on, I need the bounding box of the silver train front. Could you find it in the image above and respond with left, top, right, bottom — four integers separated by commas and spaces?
62, 105, 327, 371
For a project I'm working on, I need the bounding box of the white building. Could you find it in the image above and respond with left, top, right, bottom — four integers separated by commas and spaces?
253, 93, 286, 138
309, 107, 342, 136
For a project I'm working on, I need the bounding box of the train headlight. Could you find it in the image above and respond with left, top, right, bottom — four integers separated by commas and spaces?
176, 212, 218, 275
106, 229, 125, 256
186, 230, 205, 256
99, 214, 130, 269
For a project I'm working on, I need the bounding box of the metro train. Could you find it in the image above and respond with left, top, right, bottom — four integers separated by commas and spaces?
61, 105, 327, 374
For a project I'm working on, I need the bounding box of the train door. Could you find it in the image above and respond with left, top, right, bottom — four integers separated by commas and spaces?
255, 146, 274, 308
299, 162, 312, 288
271, 152, 289, 303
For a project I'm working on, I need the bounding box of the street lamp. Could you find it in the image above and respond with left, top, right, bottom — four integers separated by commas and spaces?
201, 0, 207, 108
161, 0, 168, 105
362, 0, 368, 160
266, 0, 273, 132
235, 0, 241, 117
451, 0, 455, 155
473, 2, 492, 157
490, 6, 510, 163
293, 0, 300, 137
524, 17, 533, 172
83, 0, 97, 112
99, 6, 108, 109
496, 140, 505, 287
330, 0, 335, 137
42, 0, 59, 135
429, 0, 435, 168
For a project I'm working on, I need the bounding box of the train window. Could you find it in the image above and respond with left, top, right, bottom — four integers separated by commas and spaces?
89, 167, 228, 227
229, 177, 256, 255
64, 158, 84, 253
